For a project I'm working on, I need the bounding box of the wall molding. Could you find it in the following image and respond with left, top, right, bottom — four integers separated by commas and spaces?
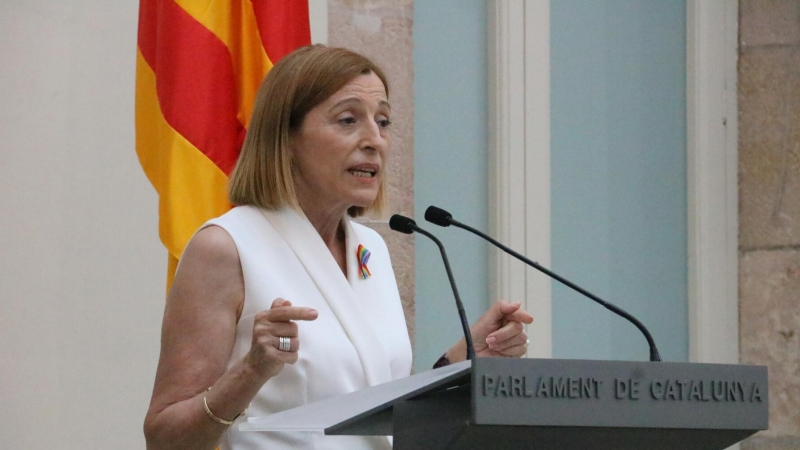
487, 0, 551, 358
686, 0, 739, 366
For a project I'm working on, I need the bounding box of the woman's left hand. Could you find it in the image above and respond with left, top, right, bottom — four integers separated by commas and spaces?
446, 301, 534, 362
473, 300, 533, 357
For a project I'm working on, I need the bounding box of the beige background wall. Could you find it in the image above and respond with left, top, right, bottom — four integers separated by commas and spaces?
739, 1, 800, 449
0, 2, 164, 449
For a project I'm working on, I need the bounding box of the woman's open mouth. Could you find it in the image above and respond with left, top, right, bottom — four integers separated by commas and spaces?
347, 163, 379, 179
348, 168, 377, 178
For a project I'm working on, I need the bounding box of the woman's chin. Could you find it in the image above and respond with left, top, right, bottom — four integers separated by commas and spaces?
349, 187, 380, 205
350, 199, 376, 210
348, 194, 379, 210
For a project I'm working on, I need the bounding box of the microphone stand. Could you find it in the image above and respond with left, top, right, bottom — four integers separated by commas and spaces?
389, 215, 476, 361
425, 206, 662, 362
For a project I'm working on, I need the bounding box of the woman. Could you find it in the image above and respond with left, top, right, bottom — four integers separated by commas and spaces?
143, 45, 533, 450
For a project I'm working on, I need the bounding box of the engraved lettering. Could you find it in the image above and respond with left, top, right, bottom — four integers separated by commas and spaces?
630, 380, 640, 400
553, 377, 567, 398
678, 380, 690, 400
582, 378, 594, 398
644, 378, 763, 403
569, 378, 579, 398
537, 377, 549, 397
701, 380, 711, 401
615, 378, 629, 399
713, 380, 725, 400
727, 381, 738, 401
750, 384, 763, 402
512, 376, 523, 397
483, 375, 496, 396
484, 375, 622, 400
497, 376, 510, 397
665, 380, 679, 400
690, 381, 702, 401
651, 379, 664, 399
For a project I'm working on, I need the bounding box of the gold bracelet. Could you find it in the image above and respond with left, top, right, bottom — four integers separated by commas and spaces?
203, 387, 245, 426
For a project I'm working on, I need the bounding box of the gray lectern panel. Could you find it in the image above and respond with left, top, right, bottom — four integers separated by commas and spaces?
391, 383, 757, 450
240, 360, 471, 434
472, 358, 768, 431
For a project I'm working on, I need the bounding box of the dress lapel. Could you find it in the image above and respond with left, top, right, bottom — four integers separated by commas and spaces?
260, 207, 392, 387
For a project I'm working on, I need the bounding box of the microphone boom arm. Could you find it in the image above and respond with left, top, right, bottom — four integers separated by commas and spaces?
388, 214, 476, 361
446, 217, 662, 362
412, 225, 477, 361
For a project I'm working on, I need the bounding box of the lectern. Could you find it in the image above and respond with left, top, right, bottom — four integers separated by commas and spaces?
241, 358, 768, 449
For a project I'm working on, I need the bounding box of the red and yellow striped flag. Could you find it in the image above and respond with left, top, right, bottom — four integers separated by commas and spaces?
135, 0, 311, 288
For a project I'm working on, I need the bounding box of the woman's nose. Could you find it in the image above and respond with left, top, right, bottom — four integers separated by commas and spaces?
360, 121, 388, 151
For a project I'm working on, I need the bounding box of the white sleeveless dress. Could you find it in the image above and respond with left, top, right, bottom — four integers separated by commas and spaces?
199, 206, 412, 450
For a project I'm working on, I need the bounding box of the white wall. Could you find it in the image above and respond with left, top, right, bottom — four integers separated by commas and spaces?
0, 2, 165, 448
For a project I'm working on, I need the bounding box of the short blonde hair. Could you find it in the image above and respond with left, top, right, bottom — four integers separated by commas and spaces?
228, 45, 390, 217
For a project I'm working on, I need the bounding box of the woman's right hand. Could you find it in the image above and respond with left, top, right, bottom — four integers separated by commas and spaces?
245, 298, 319, 380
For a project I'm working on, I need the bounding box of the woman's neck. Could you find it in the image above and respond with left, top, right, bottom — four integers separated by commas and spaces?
304, 206, 345, 248
297, 196, 348, 276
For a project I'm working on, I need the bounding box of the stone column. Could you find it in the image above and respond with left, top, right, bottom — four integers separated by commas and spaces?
739, 1, 800, 448
328, 0, 416, 344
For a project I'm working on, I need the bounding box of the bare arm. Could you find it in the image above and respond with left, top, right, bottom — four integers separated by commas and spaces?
143, 226, 317, 450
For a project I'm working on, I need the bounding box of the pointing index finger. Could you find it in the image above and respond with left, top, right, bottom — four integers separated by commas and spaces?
264, 306, 319, 322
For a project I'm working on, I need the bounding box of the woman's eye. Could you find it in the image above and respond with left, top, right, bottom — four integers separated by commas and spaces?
339, 116, 356, 125
378, 118, 392, 128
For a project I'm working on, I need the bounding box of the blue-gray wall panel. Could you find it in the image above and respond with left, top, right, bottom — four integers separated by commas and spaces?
413, 0, 489, 370
551, 0, 688, 362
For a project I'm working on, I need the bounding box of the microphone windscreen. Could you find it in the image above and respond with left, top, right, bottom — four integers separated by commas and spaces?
425, 206, 452, 227
389, 214, 416, 234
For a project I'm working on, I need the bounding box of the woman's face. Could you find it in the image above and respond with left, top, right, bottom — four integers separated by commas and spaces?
291, 72, 391, 214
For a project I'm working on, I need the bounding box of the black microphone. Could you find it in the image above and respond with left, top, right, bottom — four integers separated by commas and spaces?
424, 206, 662, 362
389, 214, 476, 361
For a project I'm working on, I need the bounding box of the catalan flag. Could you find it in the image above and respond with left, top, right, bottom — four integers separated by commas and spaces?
135, 0, 311, 287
